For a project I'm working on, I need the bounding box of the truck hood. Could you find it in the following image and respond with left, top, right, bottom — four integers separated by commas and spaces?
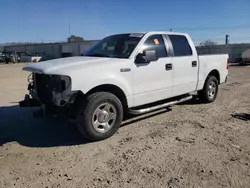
22, 56, 114, 75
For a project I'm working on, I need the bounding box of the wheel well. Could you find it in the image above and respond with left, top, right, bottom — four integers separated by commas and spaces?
208, 70, 220, 83
86, 84, 128, 108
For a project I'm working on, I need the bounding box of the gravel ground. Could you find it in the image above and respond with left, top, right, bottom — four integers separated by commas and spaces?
0, 63, 250, 188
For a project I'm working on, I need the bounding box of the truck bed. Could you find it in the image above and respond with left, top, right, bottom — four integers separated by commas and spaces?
197, 54, 228, 89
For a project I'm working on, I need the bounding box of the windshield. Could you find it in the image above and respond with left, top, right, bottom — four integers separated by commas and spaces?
83, 33, 144, 58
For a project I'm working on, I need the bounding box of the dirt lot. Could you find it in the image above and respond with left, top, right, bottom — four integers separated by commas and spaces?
0, 63, 250, 188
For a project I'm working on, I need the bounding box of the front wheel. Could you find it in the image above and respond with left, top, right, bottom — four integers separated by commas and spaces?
76, 92, 123, 141
198, 76, 218, 103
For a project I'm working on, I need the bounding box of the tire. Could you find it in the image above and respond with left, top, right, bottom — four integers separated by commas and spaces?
76, 92, 123, 141
198, 76, 218, 103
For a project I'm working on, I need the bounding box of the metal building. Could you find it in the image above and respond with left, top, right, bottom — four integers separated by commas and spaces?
3, 40, 99, 61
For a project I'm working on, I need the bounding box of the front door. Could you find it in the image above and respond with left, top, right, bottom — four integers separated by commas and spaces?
133, 34, 173, 107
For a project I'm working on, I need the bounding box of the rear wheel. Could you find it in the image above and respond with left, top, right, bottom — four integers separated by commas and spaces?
76, 92, 123, 141
198, 76, 218, 103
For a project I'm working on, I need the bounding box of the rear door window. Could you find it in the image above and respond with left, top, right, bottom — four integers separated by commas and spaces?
168, 35, 193, 56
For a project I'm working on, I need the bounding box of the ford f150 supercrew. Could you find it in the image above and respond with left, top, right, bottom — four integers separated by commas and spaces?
19, 31, 229, 141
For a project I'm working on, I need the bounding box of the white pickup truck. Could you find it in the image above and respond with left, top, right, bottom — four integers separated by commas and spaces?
19, 31, 229, 141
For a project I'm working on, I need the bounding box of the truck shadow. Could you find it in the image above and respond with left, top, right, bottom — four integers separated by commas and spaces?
122, 108, 171, 127
0, 105, 88, 148
178, 96, 202, 105
0, 97, 202, 148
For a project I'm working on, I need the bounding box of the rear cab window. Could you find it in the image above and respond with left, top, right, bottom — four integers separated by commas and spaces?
168, 35, 193, 57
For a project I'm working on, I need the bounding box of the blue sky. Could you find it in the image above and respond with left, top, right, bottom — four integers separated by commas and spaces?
0, 0, 250, 44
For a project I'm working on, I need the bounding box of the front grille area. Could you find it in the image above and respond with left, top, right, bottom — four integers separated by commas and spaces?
35, 74, 53, 103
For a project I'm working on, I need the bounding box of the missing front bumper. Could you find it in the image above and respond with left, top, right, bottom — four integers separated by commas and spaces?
19, 94, 41, 107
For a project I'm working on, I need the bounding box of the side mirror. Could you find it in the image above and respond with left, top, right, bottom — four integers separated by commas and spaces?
144, 50, 157, 62
135, 50, 157, 64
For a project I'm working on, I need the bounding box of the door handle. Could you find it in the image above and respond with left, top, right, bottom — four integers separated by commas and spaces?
192, 61, 197, 67
165, 63, 172, 70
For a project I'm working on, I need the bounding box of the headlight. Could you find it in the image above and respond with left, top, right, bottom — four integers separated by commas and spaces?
51, 75, 71, 92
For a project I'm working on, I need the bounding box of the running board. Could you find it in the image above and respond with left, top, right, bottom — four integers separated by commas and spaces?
128, 95, 193, 115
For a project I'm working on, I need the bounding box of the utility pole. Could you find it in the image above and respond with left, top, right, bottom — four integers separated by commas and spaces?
225, 34, 230, 45
68, 22, 71, 55
68, 22, 71, 37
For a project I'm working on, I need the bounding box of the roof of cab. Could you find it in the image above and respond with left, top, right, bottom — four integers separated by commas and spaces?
116, 31, 188, 36
144, 31, 188, 36
104, 31, 189, 38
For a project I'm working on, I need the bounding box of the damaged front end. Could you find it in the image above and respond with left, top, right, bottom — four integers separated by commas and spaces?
19, 73, 78, 118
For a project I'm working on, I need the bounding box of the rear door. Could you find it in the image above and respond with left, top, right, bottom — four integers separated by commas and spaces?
133, 34, 173, 107
166, 34, 198, 96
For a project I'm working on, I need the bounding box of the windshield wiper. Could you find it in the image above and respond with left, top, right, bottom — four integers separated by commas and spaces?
86, 53, 110, 57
